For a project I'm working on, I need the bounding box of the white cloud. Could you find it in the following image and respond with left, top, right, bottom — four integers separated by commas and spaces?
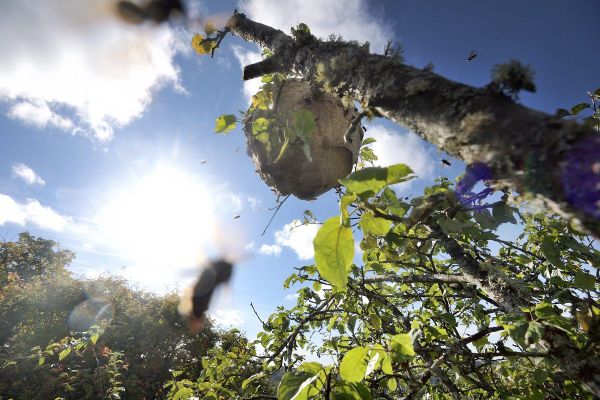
231, 45, 263, 105
8, 100, 74, 131
230, 194, 244, 213
247, 196, 262, 211
273, 220, 320, 260
0, 194, 71, 231
11, 163, 46, 186
232, 0, 393, 104
210, 308, 246, 327
259, 244, 282, 256
0, 0, 181, 141
239, 0, 393, 53
285, 292, 299, 301
366, 124, 435, 180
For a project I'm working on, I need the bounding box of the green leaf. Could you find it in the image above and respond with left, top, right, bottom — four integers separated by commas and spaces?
389, 334, 415, 360
385, 378, 398, 391
274, 136, 290, 163
341, 164, 414, 197
340, 193, 357, 226
215, 114, 237, 134
360, 211, 392, 236
339, 347, 370, 383
277, 371, 319, 400
541, 237, 562, 268
173, 387, 194, 400
332, 382, 373, 400
90, 333, 99, 345
571, 102, 590, 115
492, 203, 517, 225
313, 217, 354, 290
252, 90, 271, 110
473, 209, 498, 230
361, 137, 377, 145
524, 321, 544, 345
368, 314, 382, 330
533, 368, 548, 384
297, 362, 323, 375
574, 270, 595, 291
554, 108, 571, 118
293, 109, 316, 140
58, 348, 71, 361
242, 372, 266, 390
38, 357, 45, 366
252, 117, 270, 134
534, 302, 555, 319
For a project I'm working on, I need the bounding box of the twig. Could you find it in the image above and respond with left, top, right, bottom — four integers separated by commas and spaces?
250, 302, 266, 326
261, 194, 290, 236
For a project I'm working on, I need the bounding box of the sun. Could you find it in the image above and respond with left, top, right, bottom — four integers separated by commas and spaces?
100, 165, 216, 279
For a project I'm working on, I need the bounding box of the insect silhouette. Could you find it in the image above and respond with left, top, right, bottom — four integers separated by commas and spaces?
442, 159, 452, 166
467, 50, 478, 62
179, 259, 233, 333
116, 0, 185, 24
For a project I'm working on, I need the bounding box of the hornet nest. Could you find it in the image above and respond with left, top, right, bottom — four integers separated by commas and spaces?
244, 79, 363, 200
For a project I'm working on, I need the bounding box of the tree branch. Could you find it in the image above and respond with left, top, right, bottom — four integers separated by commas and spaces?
225, 12, 600, 238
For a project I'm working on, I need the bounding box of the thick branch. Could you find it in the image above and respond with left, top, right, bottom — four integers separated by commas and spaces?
226, 12, 600, 238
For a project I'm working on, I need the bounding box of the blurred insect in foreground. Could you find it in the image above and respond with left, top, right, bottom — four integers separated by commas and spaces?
467, 50, 478, 61
178, 259, 233, 333
116, 0, 185, 24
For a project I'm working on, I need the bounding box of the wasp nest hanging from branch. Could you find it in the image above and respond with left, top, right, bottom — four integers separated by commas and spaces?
244, 78, 362, 200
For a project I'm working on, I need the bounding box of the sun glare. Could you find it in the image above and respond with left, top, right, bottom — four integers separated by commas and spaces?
100, 165, 215, 281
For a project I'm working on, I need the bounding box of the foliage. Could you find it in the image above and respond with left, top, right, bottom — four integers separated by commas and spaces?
168, 171, 599, 399
555, 88, 600, 131
0, 234, 224, 399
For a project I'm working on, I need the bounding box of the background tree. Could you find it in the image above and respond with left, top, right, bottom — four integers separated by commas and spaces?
0, 233, 230, 399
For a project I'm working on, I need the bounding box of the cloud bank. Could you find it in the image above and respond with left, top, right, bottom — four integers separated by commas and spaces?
0, 194, 71, 231
0, 0, 181, 141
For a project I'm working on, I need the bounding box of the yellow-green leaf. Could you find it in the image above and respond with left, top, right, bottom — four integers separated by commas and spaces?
389, 334, 415, 360
90, 333, 99, 345
192, 33, 215, 55
313, 217, 354, 290
339, 347, 370, 383
58, 348, 71, 361
360, 211, 392, 236
277, 371, 319, 400
341, 164, 414, 197
215, 114, 237, 134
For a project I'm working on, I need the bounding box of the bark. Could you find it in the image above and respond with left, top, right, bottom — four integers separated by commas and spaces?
225, 12, 600, 238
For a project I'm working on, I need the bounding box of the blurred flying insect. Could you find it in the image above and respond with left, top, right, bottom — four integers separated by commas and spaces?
467, 50, 478, 62
179, 259, 234, 333
116, 0, 185, 24
442, 159, 452, 166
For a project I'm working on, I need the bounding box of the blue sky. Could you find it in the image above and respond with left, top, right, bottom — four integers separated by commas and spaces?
0, 0, 598, 336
